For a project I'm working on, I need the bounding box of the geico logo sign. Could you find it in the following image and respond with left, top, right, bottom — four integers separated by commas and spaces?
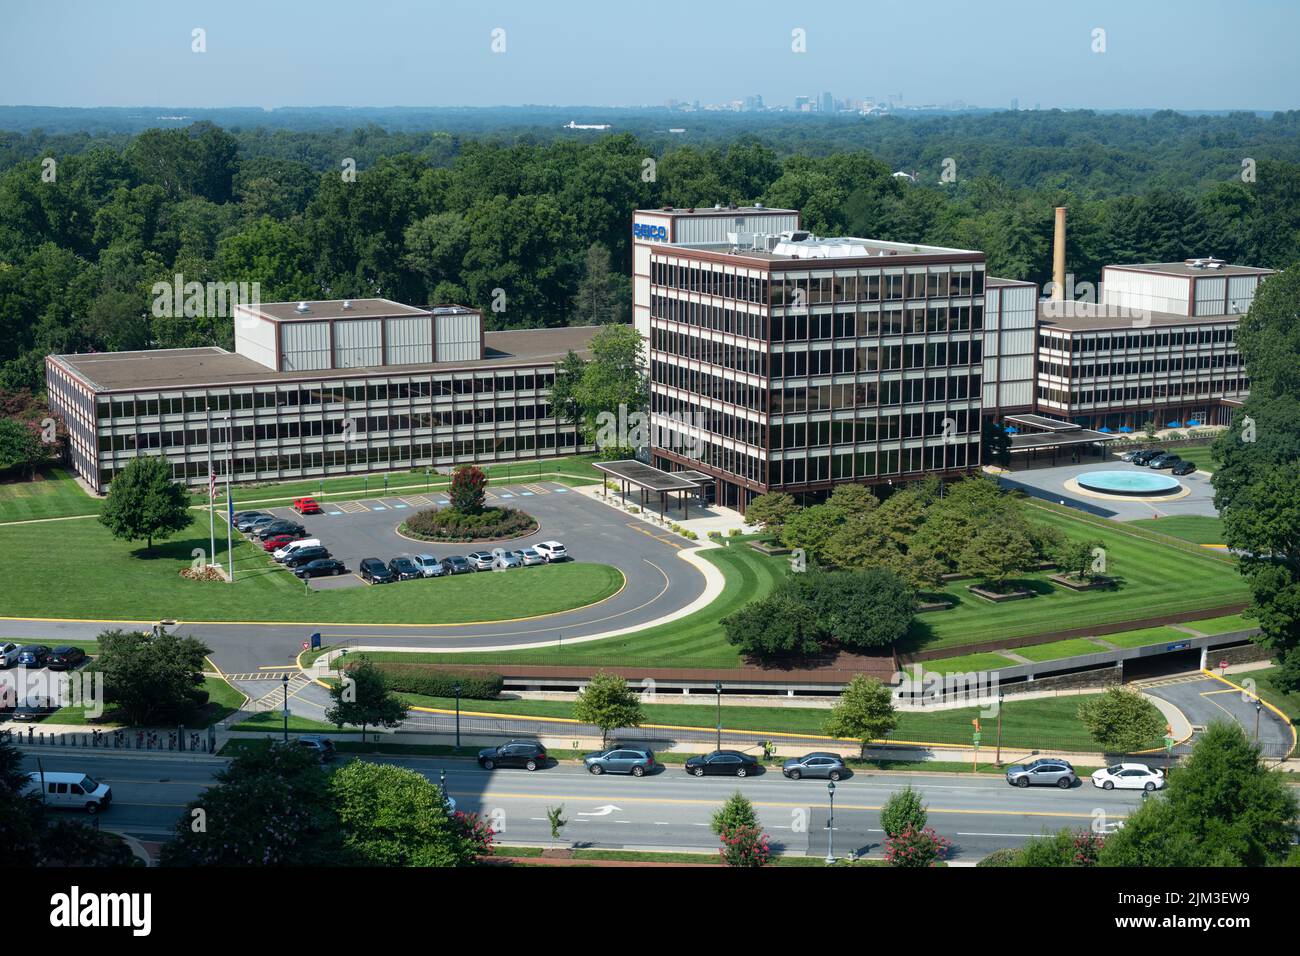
633, 223, 667, 241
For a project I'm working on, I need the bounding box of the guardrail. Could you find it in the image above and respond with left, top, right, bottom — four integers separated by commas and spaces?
3, 726, 217, 753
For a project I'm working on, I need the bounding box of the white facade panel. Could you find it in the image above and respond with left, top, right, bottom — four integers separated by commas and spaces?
1001, 285, 1038, 326
281, 321, 331, 371
1001, 381, 1033, 407
984, 289, 1000, 328
673, 213, 800, 246
983, 382, 998, 406
1102, 269, 1191, 316
333, 318, 382, 369
435, 312, 480, 363
234, 311, 276, 370
1227, 274, 1261, 314
1001, 354, 1034, 381
1194, 276, 1227, 316
1001, 329, 1036, 354
384, 316, 433, 366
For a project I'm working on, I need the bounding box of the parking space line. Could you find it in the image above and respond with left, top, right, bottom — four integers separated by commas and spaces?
499, 492, 515, 498
522, 483, 549, 495
336, 500, 367, 514
402, 495, 432, 507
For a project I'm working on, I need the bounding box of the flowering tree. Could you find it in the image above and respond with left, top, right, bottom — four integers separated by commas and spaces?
449, 464, 488, 515
884, 824, 952, 867
719, 824, 771, 867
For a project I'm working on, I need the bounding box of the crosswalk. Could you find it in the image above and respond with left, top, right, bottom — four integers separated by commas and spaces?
250, 673, 313, 709
1132, 674, 1206, 689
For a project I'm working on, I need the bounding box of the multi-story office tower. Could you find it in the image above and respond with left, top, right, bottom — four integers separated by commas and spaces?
633, 211, 988, 512
45, 299, 595, 493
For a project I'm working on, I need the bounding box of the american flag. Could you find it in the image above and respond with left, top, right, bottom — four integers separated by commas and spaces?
208, 471, 217, 502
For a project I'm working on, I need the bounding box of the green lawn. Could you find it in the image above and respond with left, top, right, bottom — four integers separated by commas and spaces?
0, 467, 101, 522
1183, 613, 1256, 635
1243, 666, 1300, 726
1095, 625, 1193, 649
0, 519, 623, 624
1167, 442, 1218, 473
399, 690, 1148, 753
916, 651, 1020, 673
49, 675, 243, 727
1011, 638, 1107, 663
343, 543, 789, 668
1128, 515, 1226, 545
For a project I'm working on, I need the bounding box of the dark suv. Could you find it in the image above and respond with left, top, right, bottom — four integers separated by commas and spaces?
359, 557, 396, 584
388, 556, 422, 580
256, 521, 306, 541
1147, 453, 1181, 470
284, 546, 331, 569
477, 740, 548, 771
440, 555, 472, 575
47, 646, 87, 671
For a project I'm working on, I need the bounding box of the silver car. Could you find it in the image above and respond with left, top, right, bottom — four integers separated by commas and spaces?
466, 551, 495, 571
1005, 758, 1077, 789
512, 548, 546, 567
782, 752, 846, 781
492, 551, 522, 570
414, 554, 445, 578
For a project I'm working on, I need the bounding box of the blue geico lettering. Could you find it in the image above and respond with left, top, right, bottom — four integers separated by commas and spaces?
633, 223, 667, 241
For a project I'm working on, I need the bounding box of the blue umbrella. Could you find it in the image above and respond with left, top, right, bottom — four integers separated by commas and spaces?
1118, 425, 1133, 433
1187, 419, 1200, 426
1005, 427, 1018, 434
1097, 426, 1113, 433
1167, 420, 1182, 428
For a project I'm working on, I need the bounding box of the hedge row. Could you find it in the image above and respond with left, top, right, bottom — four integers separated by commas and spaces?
403, 505, 537, 542
370, 663, 503, 700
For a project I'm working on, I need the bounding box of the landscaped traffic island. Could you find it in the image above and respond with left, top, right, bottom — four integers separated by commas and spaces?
400, 505, 538, 543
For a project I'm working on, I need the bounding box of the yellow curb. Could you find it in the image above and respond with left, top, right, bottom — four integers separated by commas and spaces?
1200, 668, 1298, 756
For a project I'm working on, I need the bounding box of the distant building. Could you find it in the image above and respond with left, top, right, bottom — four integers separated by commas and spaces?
821, 92, 834, 113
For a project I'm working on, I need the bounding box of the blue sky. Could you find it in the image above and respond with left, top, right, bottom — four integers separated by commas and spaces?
1, 0, 1295, 110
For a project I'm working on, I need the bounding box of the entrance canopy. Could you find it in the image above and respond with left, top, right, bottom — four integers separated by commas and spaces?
1003, 413, 1083, 433
593, 459, 704, 492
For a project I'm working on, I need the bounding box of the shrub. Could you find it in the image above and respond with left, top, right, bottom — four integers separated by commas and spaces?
977, 848, 1021, 867
367, 664, 503, 700
449, 465, 487, 515
719, 824, 771, 867
707, 530, 722, 539
711, 791, 760, 835
728, 527, 741, 536
403, 506, 537, 542
880, 786, 928, 838
884, 824, 951, 867
683, 530, 698, 540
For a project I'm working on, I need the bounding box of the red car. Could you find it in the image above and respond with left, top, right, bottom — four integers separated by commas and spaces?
292, 496, 322, 515
262, 533, 296, 552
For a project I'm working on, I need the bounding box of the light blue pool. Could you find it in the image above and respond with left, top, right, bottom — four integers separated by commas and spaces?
1077, 470, 1182, 496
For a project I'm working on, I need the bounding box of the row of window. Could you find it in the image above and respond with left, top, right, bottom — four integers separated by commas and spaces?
771, 303, 984, 342
771, 268, 984, 306
1039, 355, 1242, 380
1038, 379, 1247, 406
649, 261, 768, 303
1039, 328, 1235, 353
650, 328, 767, 377
648, 295, 768, 340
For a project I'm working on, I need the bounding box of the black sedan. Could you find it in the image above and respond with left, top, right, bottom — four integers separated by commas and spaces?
477, 740, 547, 771
256, 521, 306, 541
359, 558, 396, 584
388, 556, 423, 580
1171, 459, 1197, 476
293, 558, 347, 579
46, 646, 87, 671
684, 750, 760, 778
284, 546, 331, 569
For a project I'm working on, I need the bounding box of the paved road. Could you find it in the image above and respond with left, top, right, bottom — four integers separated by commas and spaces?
0, 485, 707, 674
1139, 673, 1294, 760
17, 748, 1143, 860
1000, 459, 1219, 522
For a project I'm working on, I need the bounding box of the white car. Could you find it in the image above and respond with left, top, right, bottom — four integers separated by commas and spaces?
0, 642, 20, 668
414, 554, 445, 578
1091, 763, 1165, 792
534, 541, 569, 563
512, 548, 546, 567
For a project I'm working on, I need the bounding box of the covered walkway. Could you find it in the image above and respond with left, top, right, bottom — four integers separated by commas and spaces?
593, 460, 712, 521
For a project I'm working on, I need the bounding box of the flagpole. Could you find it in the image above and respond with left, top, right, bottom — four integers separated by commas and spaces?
206, 407, 215, 569
224, 415, 234, 584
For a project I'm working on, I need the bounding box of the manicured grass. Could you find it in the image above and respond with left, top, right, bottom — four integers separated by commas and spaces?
230, 711, 361, 733
1243, 666, 1300, 726
1183, 613, 1256, 635
344, 543, 789, 668
400, 691, 1140, 752
1094, 625, 1193, 649
1167, 442, 1217, 473
48, 675, 243, 727
1129, 515, 1226, 545
0, 467, 100, 522
1011, 638, 1107, 663
902, 505, 1248, 652
916, 652, 1020, 673
0, 519, 623, 624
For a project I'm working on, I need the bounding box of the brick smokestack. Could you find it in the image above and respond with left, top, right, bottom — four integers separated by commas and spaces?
1052, 206, 1067, 300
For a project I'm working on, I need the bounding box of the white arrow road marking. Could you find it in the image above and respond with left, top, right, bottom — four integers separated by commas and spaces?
577, 805, 622, 817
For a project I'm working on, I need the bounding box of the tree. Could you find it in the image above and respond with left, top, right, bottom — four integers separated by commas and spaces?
788, 568, 916, 651
330, 761, 488, 867
573, 671, 644, 746
1099, 722, 1297, 867
721, 591, 823, 658
884, 824, 951, 867
0, 416, 48, 477
1076, 688, 1165, 754
548, 349, 588, 438
326, 660, 407, 741
710, 791, 759, 836
824, 676, 898, 759
574, 324, 648, 452
98, 454, 193, 552
958, 519, 1038, 591
161, 743, 343, 866
880, 786, 928, 838
448, 464, 487, 515
981, 418, 1011, 467
744, 492, 799, 534
571, 242, 629, 325
1056, 537, 1107, 582
546, 805, 567, 850
1017, 828, 1104, 867
778, 503, 843, 559
93, 628, 211, 726
719, 825, 771, 867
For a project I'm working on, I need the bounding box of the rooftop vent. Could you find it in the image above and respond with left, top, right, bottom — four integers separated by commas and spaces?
341, 300, 352, 310
1185, 256, 1225, 270
294, 301, 310, 314
753, 202, 765, 209
714, 203, 723, 210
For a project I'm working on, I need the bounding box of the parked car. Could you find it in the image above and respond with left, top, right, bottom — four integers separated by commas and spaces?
1130, 449, 1163, 465
493, 551, 522, 570
294, 559, 347, 579
235, 512, 273, 531
477, 740, 547, 771
0, 642, 20, 668
466, 551, 495, 571
684, 750, 760, 778
782, 752, 847, 781
359, 557, 397, 584
296, 734, 336, 761
12, 697, 56, 722
512, 547, 546, 567
261, 533, 297, 553
440, 555, 472, 575
534, 541, 569, 562
23, 771, 112, 814
388, 556, 423, 580
583, 745, 656, 776
284, 547, 331, 569
274, 538, 321, 562
414, 554, 445, 578
1147, 453, 1182, 470
240, 515, 279, 533
256, 521, 306, 541
1091, 763, 1165, 792
1005, 758, 1077, 789
1171, 460, 1197, 476
15, 645, 51, 668
292, 496, 322, 515
46, 646, 87, 671
1119, 448, 1151, 463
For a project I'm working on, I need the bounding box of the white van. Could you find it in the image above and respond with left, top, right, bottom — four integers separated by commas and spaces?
273, 538, 321, 562
24, 771, 112, 813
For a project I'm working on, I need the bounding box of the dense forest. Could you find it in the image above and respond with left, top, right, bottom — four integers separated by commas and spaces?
0, 109, 1297, 392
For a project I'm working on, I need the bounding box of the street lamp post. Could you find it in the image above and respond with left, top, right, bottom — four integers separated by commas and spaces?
281, 673, 290, 743
454, 683, 462, 754
1255, 698, 1262, 743
825, 780, 837, 865
995, 691, 1004, 767
714, 681, 722, 751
